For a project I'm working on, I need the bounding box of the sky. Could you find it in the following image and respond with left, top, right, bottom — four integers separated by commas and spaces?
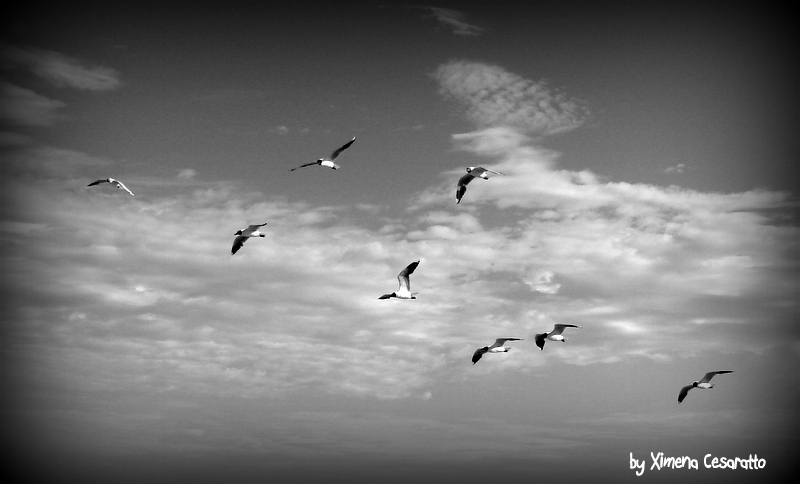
1, 2, 798, 483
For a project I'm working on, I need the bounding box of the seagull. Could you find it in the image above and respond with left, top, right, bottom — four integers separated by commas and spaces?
472, 338, 523, 364
456, 166, 503, 204
87, 177, 135, 196
534, 324, 582, 350
231, 223, 268, 255
678, 370, 734, 403
290, 137, 356, 171
378, 260, 420, 299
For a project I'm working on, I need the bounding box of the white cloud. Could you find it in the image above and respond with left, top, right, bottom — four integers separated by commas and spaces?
269, 125, 290, 136
2, 45, 121, 91
434, 61, 588, 135
0, 82, 66, 126
177, 168, 197, 180
524, 270, 561, 294
416, 7, 485, 36
665, 163, 686, 174
3, 60, 798, 406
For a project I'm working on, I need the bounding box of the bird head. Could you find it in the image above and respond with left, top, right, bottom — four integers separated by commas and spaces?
466, 167, 475, 173
234, 230, 243, 236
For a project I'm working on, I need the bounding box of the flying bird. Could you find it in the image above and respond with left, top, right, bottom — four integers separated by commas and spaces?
678, 370, 734, 403
456, 166, 504, 204
290, 137, 356, 171
87, 177, 135, 196
534, 324, 582, 350
378, 260, 420, 299
231, 223, 268, 255
472, 338, 523, 364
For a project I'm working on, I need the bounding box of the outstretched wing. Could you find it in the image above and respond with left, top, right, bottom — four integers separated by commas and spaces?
471, 166, 504, 178
247, 223, 268, 231
678, 384, 693, 403
231, 235, 247, 255
456, 173, 475, 204
87, 179, 108, 187
456, 184, 467, 204
397, 260, 420, 291
491, 337, 522, 348
550, 324, 582, 336
483, 168, 504, 177
290, 162, 320, 171
699, 370, 733, 384
114, 180, 135, 196
472, 348, 484, 364
457, 173, 475, 188
330, 137, 356, 160
534, 333, 546, 350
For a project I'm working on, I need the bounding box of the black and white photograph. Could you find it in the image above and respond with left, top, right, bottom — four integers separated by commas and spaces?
2, 2, 797, 483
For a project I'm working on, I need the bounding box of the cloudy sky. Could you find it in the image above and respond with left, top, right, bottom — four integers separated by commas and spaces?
2, 2, 798, 483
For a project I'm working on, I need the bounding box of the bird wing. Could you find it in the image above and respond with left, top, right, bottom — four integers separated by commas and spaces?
231, 235, 247, 255
330, 137, 356, 160
247, 223, 268, 232
290, 161, 321, 171
457, 173, 475, 187
472, 348, 484, 364
114, 180, 135, 196
678, 384, 693, 403
699, 370, 733, 383
456, 184, 467, 204
397, 260, 420, 291
550, 324, 581, 336
471, 166, 504, 178
87, 179, 108, 187
534, 333, 546, 350
491, 337, 522, 348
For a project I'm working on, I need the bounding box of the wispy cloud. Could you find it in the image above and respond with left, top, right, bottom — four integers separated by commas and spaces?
433, 61, 588, 136
665, 163, 686, 174
0, 82, 66, 126
4, 57, 798, 407
414, 6, 485, 36
269, 125, 290, 136
177, 169, 197, 180
2, 45, 121, 91
4, 134, 798, 404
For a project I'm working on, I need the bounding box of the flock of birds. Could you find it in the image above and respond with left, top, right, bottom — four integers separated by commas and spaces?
87, 136, 733, 404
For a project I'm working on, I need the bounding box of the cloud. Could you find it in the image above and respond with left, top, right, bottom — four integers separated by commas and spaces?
433, 61, 588, 136
4, 61, 798, 407
269, 125, 290, 136
415, 6, 484, 36
0, 82, 66, 126
665, 163, 686, 174
0, 131, 32, 147
2, 45, 121, 91
524, 271, 561, 294
177, 169, 197, 180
